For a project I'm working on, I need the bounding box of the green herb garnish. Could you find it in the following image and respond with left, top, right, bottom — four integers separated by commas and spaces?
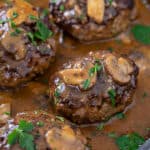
10, 28, 22, 36
4, 112, 11, 116
82, 79, 91, 90
41, 9, 49, 18
56, 116, 65, 122
82, 61, 102, 89
54, 88, 60, 104
142, 92, 148, 98
116, 113, 125, 120
116, 133, 145, 150
108, 132, 118, 138
36, 121, 44, 127
7, 120, 35, 150
108, 0, 113, 5
107, 47, 114, 52
108, 89, 116, 107
51, 0, 57, 3
0, 11, 18, 24
34, 20, 53, 41
28, 15, 53, 44
89, 63, 102, 77
96, 123, 104, 131
132, 24, 150, 45
59, 4, 65, 11
12, 12, 18, 18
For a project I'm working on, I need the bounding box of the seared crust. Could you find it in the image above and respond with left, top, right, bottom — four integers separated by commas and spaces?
49, 51, 139, 124
49, 0, 136, 41
0, 1, 55, 87
0, 111, 87, 150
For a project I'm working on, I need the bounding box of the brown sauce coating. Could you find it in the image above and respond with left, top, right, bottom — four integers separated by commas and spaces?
0, 111, 87, 150
0, 0, 56, 87
49, 51, 138, 124
0, 0, 150, 150
49, 0, 136, 41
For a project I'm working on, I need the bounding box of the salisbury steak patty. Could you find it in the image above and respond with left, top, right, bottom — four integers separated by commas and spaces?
49, 0, 136, 41
49, 51, 139, 124
0, 0, 55, 87
0, 111, 87, 150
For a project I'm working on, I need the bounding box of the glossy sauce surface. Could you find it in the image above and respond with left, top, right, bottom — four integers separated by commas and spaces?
0, 0, 150, 150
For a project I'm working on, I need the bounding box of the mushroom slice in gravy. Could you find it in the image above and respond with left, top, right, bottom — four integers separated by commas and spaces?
59, 62, 96, 90
7, 0, 38, 25
49, 51, 138, 124
104, 54, 134, 84
46, 125, 86, 150
87, 0, 105, 23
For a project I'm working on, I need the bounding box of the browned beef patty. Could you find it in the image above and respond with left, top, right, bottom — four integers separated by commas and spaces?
49, 0, 136, 41
0, 0, 56, 87
49, 51, 139, 124
0, 111, 87, 150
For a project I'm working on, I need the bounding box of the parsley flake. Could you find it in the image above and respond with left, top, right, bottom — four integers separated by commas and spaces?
7, 120, 35, 150
108, 89, 116, 107
132, 24, 150, 45
56, 116, 65, 122
116, 133, 145, 150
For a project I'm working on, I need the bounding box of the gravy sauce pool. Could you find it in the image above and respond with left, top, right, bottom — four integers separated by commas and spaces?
0, 0, 150, 149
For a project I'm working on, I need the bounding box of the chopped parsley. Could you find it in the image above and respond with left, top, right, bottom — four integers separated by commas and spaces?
116, 113, 126, 120
4, 112, 11, 116
107, 47, 114, 52
116, 133, 145, 150
82, 61, 102, 90
28, 15, 53, 44
54, 88, 61, 104
96, 123, 104, 131
108, 89, 116, 107
51, 0, 57, 3
12, 12, 19, 18
108, 132, 118, 138
142, 92, 148, 98
0, 11, 22, 36
34, 20, 53, 41
89, 63, 102, 77
36, 121, 44, 127
56, 116, 65, 122
132, 24, 150, 45
59, 4, 65, 11
82, 79, 91, 90
0, 11, 18, 24
108, 0, 113, 5
41, 9, 49, 18
7, 120, 35, 150
10, 28, 22, 36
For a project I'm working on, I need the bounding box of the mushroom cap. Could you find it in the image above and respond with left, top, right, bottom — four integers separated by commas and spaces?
87, 0, 105, 23
7, 0, 38, 25
58, 62, 97, 90
46, 125, 86, 150
104, 54, 134, 84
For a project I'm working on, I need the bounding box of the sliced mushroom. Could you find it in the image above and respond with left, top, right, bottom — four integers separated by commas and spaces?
59, 68, 88, 85
0, 103, 11, 124
104, 54, 134, 84
7, 0, 38, 25
119, 57, 134, 74
58, 63, 97, 89
1, 29, 26, 60
46, 125, 86, 150
87, 0, 105, 23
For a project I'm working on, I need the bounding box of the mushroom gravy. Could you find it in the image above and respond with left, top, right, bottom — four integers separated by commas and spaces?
0, 0, 150, 150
